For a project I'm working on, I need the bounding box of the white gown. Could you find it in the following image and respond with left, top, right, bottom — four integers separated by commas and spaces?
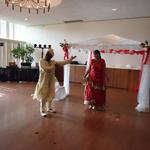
136, 55, 150, 112
54, 81, 67, 101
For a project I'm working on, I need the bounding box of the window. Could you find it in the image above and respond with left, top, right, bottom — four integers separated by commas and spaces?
0, 19, 27, 67
0, 20, 7, 38
9, 22, 14, 39
14, 24, 27, 41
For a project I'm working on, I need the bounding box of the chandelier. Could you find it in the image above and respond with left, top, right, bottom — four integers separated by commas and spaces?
5, 0, 62, 14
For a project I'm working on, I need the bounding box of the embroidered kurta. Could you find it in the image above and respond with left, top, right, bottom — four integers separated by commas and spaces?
33, 59, 71, 102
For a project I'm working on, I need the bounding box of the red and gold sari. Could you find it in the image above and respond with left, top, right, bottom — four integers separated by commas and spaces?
84, 58, 106, 107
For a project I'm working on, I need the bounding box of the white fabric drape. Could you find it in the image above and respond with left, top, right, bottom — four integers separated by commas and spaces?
54, 64, 70, 101
86, 51, 91, 71
87, 49, 150, 112
64, 64, 70, 95
136, 56, 150, 112
54, 81, 66, 101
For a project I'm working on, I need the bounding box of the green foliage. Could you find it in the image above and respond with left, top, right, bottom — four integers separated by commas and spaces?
11, 44, 35, 63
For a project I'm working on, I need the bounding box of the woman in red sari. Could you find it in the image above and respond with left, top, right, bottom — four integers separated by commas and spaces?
84, 50, 106, 111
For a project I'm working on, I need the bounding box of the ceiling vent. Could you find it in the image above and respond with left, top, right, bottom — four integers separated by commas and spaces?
64, 20, 83, 23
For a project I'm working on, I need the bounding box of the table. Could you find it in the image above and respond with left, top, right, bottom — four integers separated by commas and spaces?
0, 67, 39, 82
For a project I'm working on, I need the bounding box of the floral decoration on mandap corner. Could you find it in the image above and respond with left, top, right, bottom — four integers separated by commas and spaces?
60, 40, 71, 60
140, 41, 150, 64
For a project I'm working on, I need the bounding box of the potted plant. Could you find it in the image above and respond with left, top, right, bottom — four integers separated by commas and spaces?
11, 44, 35, 67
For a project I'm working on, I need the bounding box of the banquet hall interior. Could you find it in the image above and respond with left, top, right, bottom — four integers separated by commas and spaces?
0, 0, 150, 150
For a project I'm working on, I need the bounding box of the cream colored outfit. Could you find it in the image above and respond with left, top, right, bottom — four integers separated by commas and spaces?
33, 58, 71, 114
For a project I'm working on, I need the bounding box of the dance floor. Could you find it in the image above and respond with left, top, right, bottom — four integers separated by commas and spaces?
0, 82, 150, 150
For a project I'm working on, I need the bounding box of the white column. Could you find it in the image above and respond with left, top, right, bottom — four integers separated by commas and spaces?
6, 21, 9, 39
3, 42, 7, 67
7, 41, 12, 64
10, 42, 14, 61
0, 46, 3, 67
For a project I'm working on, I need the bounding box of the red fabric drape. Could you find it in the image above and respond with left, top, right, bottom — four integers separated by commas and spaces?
100, 49, 145, 55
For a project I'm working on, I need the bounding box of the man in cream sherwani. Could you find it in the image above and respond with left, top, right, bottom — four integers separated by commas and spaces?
33, 48, 76, 117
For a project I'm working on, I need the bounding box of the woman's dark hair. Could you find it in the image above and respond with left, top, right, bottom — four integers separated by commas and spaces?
45, 51, 53, 62
94, 50, 101, 59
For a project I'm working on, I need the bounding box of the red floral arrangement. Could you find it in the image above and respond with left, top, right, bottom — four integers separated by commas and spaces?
60, 40, 71, 60
140, 41, 150, 64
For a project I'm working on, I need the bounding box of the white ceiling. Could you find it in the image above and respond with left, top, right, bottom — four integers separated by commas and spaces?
0, 0, 150, 26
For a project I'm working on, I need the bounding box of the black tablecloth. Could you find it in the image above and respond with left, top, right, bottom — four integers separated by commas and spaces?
0, 67, 39, 82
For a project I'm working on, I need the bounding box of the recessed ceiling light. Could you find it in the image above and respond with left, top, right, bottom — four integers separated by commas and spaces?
112, 8, 117, 11
24, 18, 28, 21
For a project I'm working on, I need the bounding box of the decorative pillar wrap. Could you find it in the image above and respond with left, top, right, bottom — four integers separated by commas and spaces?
144, 48, 150, 64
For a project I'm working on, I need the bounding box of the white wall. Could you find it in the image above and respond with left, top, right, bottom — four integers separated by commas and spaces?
26, 17, 150, 68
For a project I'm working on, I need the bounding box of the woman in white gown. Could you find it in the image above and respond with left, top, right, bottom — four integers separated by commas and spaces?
136, 50, 150, 112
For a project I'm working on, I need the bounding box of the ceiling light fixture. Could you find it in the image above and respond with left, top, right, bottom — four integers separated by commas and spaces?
5, 0, 62, 14
112, 8, 117, 11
